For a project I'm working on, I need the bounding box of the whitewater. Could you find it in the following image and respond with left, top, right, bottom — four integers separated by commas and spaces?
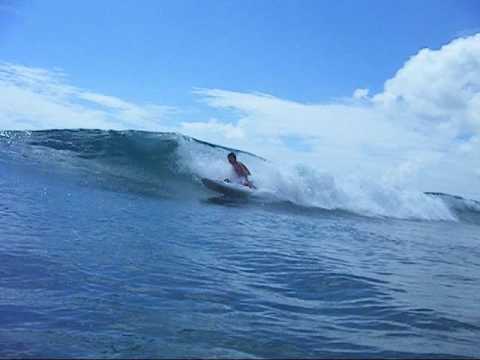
1, 129, 479, 358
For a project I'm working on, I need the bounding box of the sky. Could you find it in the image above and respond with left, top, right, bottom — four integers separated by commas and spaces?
0, 0, 479, 199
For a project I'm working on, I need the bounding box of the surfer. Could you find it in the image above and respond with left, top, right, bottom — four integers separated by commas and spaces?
226, 152, 255, 189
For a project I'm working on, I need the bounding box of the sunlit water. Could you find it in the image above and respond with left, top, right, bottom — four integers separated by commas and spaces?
1, 130, 479, 358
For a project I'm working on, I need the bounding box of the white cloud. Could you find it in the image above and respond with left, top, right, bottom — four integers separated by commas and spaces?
0, 63, 172, 130
180, 118, 245, 140
373, 34, 480, 134
353, 88, 369, 99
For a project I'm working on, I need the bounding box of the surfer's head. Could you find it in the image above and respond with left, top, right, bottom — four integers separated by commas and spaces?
227, 152, 237, 164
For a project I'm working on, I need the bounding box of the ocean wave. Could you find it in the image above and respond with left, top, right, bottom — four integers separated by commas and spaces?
0, 129, 477, 222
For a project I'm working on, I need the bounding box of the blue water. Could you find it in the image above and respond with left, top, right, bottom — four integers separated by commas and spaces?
1, 130, 480, 358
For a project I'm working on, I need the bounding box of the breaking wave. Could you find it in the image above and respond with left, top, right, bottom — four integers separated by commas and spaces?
1, 129, 478, 222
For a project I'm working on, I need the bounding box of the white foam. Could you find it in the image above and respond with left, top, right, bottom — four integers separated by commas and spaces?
176, 138, 457, 221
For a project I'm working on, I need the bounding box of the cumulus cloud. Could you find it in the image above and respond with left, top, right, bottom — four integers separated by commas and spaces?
0, 63, 173, 130
353, 88, 369, 99
373, 35, 480, 135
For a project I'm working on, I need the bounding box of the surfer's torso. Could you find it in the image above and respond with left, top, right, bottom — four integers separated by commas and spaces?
229, 161, 255, 188
232, 161, 250, 180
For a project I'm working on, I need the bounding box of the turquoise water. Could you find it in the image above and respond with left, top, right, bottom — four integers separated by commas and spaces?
1, 130, 479, 358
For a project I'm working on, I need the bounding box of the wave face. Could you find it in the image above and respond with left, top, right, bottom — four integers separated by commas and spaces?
1, 129, 478, 222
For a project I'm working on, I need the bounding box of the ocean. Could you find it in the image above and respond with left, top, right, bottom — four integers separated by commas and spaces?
1, 129, 479, 358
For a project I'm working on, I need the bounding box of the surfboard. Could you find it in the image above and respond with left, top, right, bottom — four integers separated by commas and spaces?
201, 178, 254, 197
